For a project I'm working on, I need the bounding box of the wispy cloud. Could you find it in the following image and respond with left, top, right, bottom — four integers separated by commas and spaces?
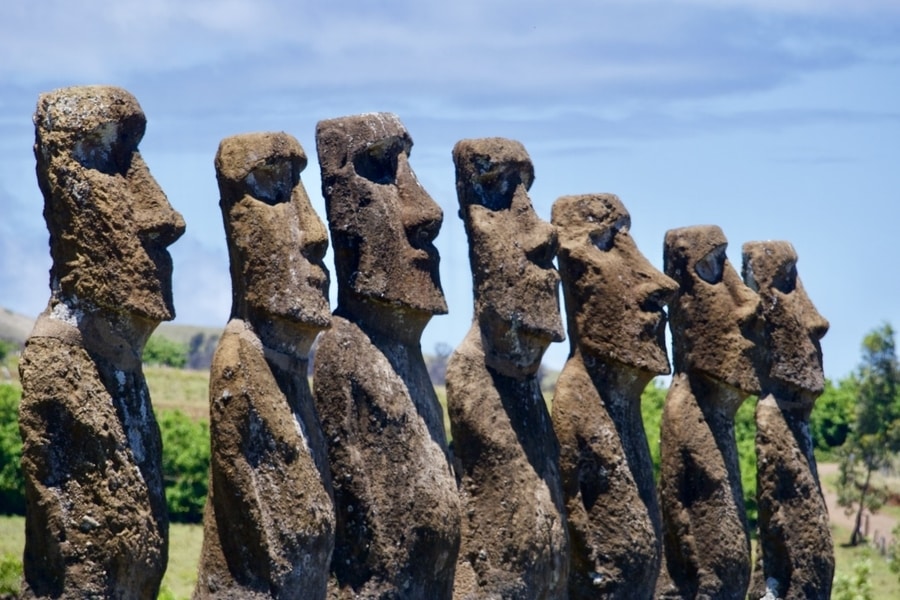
4, 1, 895, 113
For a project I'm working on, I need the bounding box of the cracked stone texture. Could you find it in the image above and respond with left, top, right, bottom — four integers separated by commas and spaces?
194, 132, 335, 599
743, 241, 833, 600
448, 138, 568, 600
551, 194, 677, 599
19, 85, 184, 599
313, 114, 460, 599
656, 225, 762, 600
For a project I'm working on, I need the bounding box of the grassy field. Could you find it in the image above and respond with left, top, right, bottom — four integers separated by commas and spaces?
145, 366, 210, 421
832, 522, 900, 597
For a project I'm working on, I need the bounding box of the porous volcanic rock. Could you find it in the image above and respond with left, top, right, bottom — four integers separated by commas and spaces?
656, 225, 762, 600
743, 241, 833, 600
313, 113, 460, 599
448, 138, 568, 600
551, 194, 677, 599
19, 85, 184, 599
194, 132, 334, 599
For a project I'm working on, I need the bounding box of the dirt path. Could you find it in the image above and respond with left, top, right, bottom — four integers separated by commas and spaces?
818, 462, 897, 550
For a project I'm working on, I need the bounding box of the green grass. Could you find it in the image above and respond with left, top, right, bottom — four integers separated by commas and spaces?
145, 366, 210, 421
832, 522, 900, 597
162, 523, 204, 599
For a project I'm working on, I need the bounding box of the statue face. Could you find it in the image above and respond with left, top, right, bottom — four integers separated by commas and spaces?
316, 113, 447, 317
743, 241, 829, 395
35, 86, 185, 322
454, 138, 564, 373
665, 225, 762, 394
553, 194, 676, 375
216, 132, 331, 333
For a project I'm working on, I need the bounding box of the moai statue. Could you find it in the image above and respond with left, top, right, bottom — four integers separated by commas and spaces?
18, 86, 184, 598
194, 133, 335, 598
742, 241, 832, 600
551, 194, 677, 599
448, 138, 568, 599
313, 113, 460, 599
656, 226, 762, 600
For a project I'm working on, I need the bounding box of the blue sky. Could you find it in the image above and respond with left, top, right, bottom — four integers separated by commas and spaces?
1, 0, 898, 380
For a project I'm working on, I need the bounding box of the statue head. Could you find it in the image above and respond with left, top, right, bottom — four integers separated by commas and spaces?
664, 225, 762, 396
35, 85, 185, 323
742, 241, 829, 396
453, 137, 564, 375
553, 194, 676, 375
316, 113, 447, 337
216, 132, 331, 342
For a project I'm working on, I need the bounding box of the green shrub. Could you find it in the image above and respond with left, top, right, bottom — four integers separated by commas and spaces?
833, 557, 874, 600
143, 336, 189, 369
640, 380, 667, 480
734, 396, 758, 528
159, 411, 210, 523
0, 383, 209, 523
810, 378, 857, 451
0, 384, 24, 516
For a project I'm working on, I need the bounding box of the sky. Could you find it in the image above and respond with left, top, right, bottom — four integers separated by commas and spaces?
1, 0, 898, 381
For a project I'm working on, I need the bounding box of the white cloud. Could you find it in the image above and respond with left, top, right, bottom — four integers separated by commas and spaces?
3, 0, 895, 100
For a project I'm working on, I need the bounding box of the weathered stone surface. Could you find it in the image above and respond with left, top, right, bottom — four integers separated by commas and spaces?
656, 225, 762, 600
313, 113, 460, 599
19, 85, 184, 599
448, 138, 568, 599
551, 194, 676, 599
194, 132, 334, 599
743, 241, 832, 600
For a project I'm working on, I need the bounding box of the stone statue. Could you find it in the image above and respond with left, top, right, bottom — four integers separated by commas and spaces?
743, 241, 832, 600
656, 225, 762, 600
313, 113, 460, 599
194, 133, 335, 598
448, 137, 568, 599
551, 194, 677, 599
19, 86, 184, 599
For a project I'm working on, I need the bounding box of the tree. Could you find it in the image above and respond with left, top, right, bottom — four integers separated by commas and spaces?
810, 377, 857, 451
158, 410, 210, 523
837, 323, 900, 545
427, 342, 453, 386
142, 335, 188, 369
0, 383, 25, 515
187, 332, 219, 370
640, 379, 667, 480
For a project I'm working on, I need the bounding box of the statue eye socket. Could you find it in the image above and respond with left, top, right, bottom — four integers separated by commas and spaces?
353, 138, 404, 185
471, 165, 526, 211
73, 122, 132, 174
589, 215, 629, 252
772, 260, 798, 294
695, 244, 726, 284
245, 160, 294, 205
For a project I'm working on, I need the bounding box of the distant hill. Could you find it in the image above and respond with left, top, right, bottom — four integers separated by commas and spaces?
0, 308, 35, 347
0, 307, 222, 368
